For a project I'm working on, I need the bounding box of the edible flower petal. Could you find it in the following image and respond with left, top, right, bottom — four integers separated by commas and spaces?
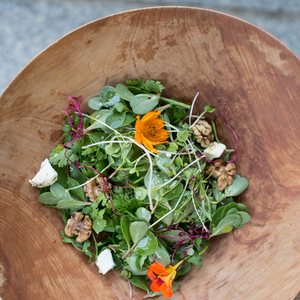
134, 110, 169, 153
147, 261, 181, 297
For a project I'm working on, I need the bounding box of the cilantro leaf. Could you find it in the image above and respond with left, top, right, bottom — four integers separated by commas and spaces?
144, 79, 165, 93
187, 252, 203, 270
126, 79, 144, 88
61, 231, 74, 244
49, 145, 79, 168
61, 231, 94, 262
93, 217, 107, 234
82, 206, 92, 214
126, 79, 165, 94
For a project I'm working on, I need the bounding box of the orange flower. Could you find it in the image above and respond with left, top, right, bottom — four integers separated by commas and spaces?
135, 110, 169, 153
147, 261, 181, 297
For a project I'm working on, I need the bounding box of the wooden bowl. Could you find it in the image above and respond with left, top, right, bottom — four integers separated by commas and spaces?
1, 6, 300, 300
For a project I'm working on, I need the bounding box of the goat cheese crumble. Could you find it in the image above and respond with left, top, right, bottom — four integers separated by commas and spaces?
29, 158, 58, 188
96, 249, 116, 275
203, 142, 226, 161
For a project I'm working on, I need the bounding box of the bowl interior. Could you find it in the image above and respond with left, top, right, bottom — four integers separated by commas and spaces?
1, 6, 300, 300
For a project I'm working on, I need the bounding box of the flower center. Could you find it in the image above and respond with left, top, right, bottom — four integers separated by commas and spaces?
148, 125, 158, 137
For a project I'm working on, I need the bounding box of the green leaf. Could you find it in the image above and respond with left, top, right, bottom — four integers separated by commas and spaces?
50, 183, 69, 200
88, 96, 102, 110
82, 206, 92, 214
210, 214, 242, 237
134, 231, 158, 256
130, 94, 160, 114
236, 203, 248, 213
221, 202, 237, 219
234, 211, 251, 228
152, 243, 170, 266
126, 79, 144, 88
177, 262, 191, 276
93, 217, 107, 234
114, 102, 125, 112
134, 187, 147, 200
86, 110, 112, 131
116, 84, 134, 101
56, 199, 87, 209
212, 180, 225, 202
158, 230, 189, 243
121, 217, 131, 249
177, 130, 189, 142
144, 80, 165, 93
167, 142, 178, 152
187, 252, 203, 270
154, 206, 173, 226
100, 86, 121, 107
58, 209, 69, 225
121, 113, 136, 127
144, 170, 164, 189
129, 276, 149, 293
135, 207, 151, 223
130, 221, 149, 245
106, 112, 126, 128
61, 231, 74, 244
105, 143, 120, 155
135, 255, 147, 270
163, 183, 183, 201
204, 105, 216, 113
66, 178, 85, 201
49, 145, 79, 168
225, 175, 249, 197
226, 208, 239, 216
38, 192, 60, 205
175, 156, 183, 167
87, 132, 109, 143
69, 164, 87, 184
53, 166, 68, 187
155, 154, 176, 177
124, 253, 148, 276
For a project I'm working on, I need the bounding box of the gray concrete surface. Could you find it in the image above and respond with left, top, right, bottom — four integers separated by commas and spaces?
0, 0, 300, 95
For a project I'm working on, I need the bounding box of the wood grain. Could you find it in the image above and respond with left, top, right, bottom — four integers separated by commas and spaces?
1, 6, 300, 300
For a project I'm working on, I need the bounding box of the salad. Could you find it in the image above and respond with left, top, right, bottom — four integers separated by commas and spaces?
30, 79, 250, 299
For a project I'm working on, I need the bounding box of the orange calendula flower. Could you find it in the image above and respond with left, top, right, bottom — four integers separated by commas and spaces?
147, 261, 181, 298
135, 110, 169, 153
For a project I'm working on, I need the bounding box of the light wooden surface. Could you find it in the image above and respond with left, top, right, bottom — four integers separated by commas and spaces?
1, 6, 300, 300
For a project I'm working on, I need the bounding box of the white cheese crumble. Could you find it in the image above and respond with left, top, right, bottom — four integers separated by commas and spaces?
203, 142, 226, 161
95, 249, 116, 275
29, 158, 58, 188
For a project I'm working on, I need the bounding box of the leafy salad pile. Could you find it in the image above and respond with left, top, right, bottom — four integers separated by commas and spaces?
33, 79, 250, 299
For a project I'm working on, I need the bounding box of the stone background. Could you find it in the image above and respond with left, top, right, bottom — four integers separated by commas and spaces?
0, 0, 300, 95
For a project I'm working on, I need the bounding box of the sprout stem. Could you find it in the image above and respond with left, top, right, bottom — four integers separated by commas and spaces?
160, 97, 191, 109
189, 92, 199, 127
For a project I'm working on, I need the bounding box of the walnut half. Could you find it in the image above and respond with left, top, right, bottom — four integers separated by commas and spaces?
83, 177, 112, 202
192, 120, 214, 148
64, 212, 92, 243
206, 161, 237, 191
